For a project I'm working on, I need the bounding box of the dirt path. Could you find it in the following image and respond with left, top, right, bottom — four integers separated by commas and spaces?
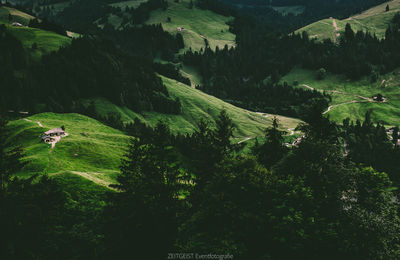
302, 84, 315, 91
255, 112, 271, 118
237, 137, 253, 144
302, 84, 376, 101
49, 133, 68, 149
69, 171, 117, 191
23, 118, 43, 127
330, 17, 340, 43
323, 100, 368, 114
301, 83, 385, 114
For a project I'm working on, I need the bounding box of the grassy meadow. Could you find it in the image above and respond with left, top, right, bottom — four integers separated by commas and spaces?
0, 6, 71, 58
145, 0, 236, 51
281, 68, 400, 126
6, 113, 129, 188
89, 75, 302, 141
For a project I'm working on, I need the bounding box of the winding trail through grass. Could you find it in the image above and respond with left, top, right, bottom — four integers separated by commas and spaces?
330, 17, 340, 43
323, 100, 368, 114
237, 137, 253, 144
69, 171, 117, 191
302, 84, 384, 114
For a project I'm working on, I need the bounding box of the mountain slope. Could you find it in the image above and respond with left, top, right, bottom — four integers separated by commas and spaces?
6, 113, 129, 186
296, 0, 400, 41
0, 6, 71, 58
145, 0, 235, 51
90, 76, 302, 142
7, 78, 302, 187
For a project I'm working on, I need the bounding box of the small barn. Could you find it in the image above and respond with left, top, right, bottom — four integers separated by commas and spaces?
42, 135, 55, 143
44, 128, 65, 137
42, 127, 66, 143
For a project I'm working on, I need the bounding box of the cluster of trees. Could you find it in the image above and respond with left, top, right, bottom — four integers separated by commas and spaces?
153, 62, 191, 86
0, 24, 27, 112
30, 0, 168, 33
182, 24, 331, 119
2, 108, 400, 259
0, 24, 184, 115
28, 18, 67, 36
101, 23, 184, 61
295, 17, 400, 79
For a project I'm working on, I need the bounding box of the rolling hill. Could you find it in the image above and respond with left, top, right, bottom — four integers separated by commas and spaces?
6, 75, 302, 188
296, 0, 400, 42
88, 75, 302, 143
6, 113, 129, 188
0, 6, 71, 58
145, 0, 235, 51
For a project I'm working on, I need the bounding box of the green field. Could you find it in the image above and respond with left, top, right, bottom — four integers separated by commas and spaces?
296, 0, 400, 41
145, 0, 236, 51
281, 68, 400, 126
0, 6, 71, 58
89, 76, 302, 142
6, 113, 129, 188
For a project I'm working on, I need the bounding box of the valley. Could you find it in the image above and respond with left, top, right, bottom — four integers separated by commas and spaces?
2, 1, 400, 259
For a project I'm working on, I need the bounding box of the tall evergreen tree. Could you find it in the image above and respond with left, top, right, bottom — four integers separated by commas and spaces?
255, 117, 287, 168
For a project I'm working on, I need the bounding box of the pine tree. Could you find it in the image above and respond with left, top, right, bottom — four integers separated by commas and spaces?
344, 23, 355, 42
256, 117, 287, 167
392, 126, 399, 146
0, 119, 26, 191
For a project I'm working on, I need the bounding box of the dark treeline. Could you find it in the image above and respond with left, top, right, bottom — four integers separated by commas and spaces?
0, 24, 184, 115
101, 23, 184, 61
32, 0, 168, 33
297, 16, 400, 80
220, 0, 389, 32
28, 18, 67, 36
153, 62, 191, 86
2, 108, 400, 259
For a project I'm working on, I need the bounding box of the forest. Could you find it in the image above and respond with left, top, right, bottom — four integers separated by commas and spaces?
0, 23, 183, 114
2, 109, 400, 259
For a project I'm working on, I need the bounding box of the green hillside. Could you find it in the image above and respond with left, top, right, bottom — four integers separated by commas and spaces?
281, 67, 400, 126
0, 6, 71, 58
89, 76, 302, 142
6, 75, 302, 187
6, 113, 129, 188
145, 0, 235, 51
296, 0, 400, 42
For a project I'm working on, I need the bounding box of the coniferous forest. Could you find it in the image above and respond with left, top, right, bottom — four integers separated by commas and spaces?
2, 0, 400, 259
